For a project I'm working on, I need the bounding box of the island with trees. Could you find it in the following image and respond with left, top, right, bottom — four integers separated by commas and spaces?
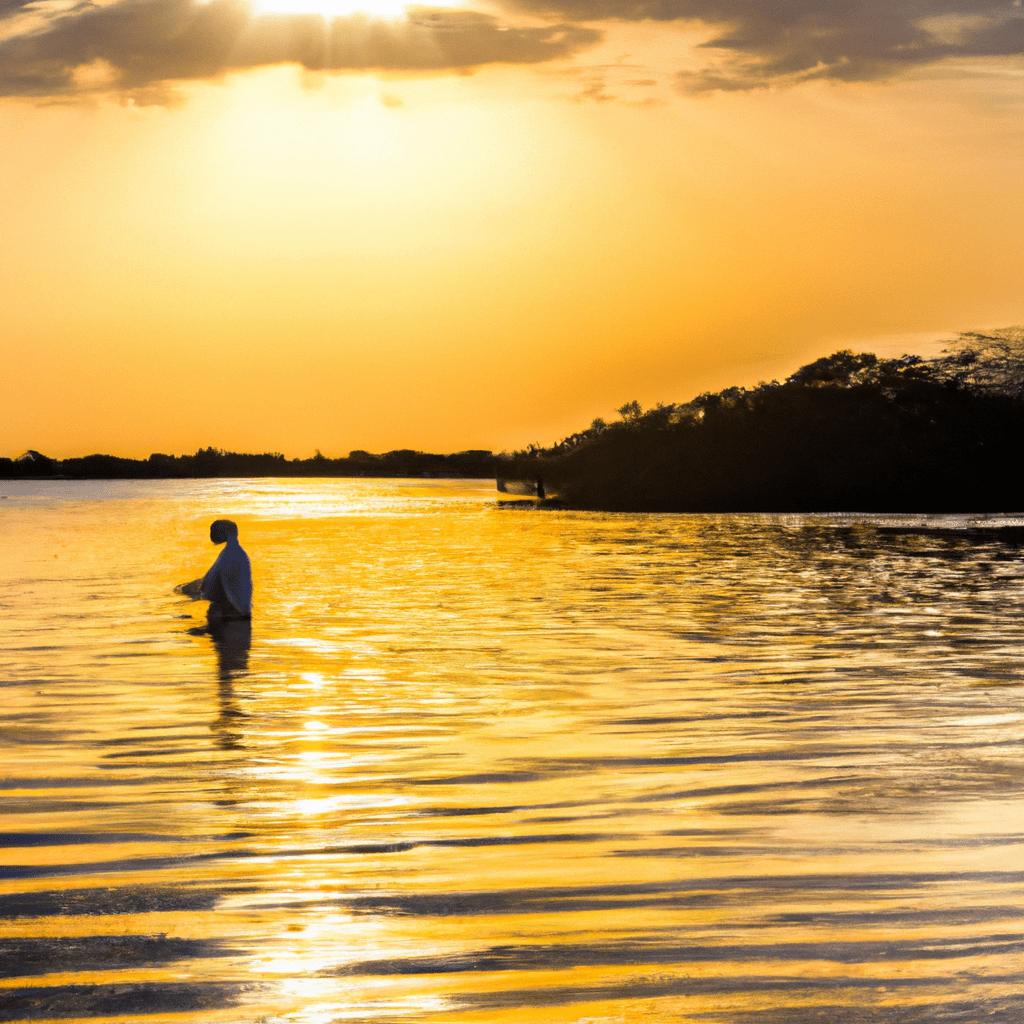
497, 328, 1024, 512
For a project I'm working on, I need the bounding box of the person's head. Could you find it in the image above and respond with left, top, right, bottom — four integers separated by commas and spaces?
210, 519, 239, 545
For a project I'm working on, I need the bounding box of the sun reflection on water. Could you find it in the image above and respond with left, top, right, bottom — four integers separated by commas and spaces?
0, 480, 1022, 1021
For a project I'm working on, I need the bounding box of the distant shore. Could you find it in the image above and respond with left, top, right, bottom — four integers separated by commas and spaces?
10, 331, 1024, 511
498, 336, 1024, 512
0, 448, 497, 481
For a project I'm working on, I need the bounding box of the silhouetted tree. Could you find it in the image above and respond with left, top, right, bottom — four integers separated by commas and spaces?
499, 334, 1024, 512
930, 327, 1024, 398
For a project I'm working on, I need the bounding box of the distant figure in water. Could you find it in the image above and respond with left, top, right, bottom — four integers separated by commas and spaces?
176, 519, 253, 626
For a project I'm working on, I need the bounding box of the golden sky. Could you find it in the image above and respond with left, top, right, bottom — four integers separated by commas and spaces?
1, 0, 1022, 458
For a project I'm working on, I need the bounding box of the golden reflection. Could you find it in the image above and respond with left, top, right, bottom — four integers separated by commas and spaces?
1, 483, 1022, 1023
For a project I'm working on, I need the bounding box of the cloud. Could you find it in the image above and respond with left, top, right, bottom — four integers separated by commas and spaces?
0, 0, 600, 100
508, 0, 1024, 90
2, 0, 1022, 100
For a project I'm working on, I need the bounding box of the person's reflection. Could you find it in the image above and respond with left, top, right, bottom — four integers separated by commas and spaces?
209, 618, 251, 750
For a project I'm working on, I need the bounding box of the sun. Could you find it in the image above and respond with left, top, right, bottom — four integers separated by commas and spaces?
253, 0, 463, 17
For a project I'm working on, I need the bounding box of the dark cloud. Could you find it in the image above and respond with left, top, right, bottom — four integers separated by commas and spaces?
2, 0, 1022, 100
0, 0, 600, 99
508, 0, 1024, 90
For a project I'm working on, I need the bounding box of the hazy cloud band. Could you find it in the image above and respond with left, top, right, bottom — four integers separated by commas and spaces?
1, 0, 1022, 99
505, 0, 1024, 90
0, 0, 599, 99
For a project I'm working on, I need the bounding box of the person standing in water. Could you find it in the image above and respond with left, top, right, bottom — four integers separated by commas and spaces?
176, 519, 253, 624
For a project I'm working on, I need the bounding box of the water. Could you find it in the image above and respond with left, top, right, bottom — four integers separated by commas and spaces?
1, 479, 1022, 1023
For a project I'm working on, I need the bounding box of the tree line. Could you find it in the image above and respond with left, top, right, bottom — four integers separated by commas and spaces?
0, 447, 497, 480
497, 328, 1024, 512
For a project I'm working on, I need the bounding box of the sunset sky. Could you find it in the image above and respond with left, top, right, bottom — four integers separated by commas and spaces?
2, 0, 1022, 458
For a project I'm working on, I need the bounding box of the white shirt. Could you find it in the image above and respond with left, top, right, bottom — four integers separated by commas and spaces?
202, 537, 253, 617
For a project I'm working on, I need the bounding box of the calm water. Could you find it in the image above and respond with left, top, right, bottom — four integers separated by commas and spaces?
1, 479, 1022, 1023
